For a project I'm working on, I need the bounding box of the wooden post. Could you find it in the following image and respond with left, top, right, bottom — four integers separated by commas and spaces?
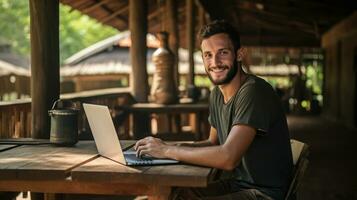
198, 2, 206, 28
186, 0, 195, 86
129, 0, 150, 139
166, 0, 180, 88
30, 0, 60, 139
130, 0, 149, 102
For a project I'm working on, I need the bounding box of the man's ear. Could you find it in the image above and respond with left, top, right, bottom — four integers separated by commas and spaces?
236, 47, 247, 61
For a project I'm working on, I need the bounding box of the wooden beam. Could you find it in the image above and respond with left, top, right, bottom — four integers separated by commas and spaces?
166, 0, 179, 87
186, 0, 195, 86
197, 2, 206, 27
238, 6, 314, 28
129, 0, 148, 102
30, 0, 60, 139
100, 5, 128, 24
240, 35, 320, 47
238, 0, 352, 23
239, 0, 353, 13
242, 13, 316, 36
129, 0, 150, 138
82, 0, 113, 13
148, 7, 164, 21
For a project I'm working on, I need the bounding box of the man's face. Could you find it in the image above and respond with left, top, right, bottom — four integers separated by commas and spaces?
201, 33, 238, 85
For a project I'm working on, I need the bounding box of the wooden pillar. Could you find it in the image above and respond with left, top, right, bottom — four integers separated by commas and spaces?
186, 0, 195, 86
129, 0, 150, 139
30, 0, 60, 139
166, 0, 180, 88
198, 2, 206, 28
130, 0, 149, 102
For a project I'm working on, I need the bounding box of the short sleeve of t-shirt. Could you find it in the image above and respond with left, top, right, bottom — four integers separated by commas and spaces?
232, 78, 278, 134
208, 91, 216, 128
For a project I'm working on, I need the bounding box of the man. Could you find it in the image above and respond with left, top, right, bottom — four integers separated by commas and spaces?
135, 20, 293, 200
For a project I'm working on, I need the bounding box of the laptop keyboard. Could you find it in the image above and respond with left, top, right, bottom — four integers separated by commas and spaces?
124, 152, 154, 165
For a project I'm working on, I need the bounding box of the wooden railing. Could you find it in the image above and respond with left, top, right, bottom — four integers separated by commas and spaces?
0, 87, 135, 139
0, 99, 31, 138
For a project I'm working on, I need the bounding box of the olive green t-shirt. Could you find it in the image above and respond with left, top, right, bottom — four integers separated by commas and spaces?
208, 74, 293, 200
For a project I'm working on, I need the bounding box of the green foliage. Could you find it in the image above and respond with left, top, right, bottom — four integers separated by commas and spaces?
305, 63, 323, 95
0, 1, 117, 64
0, 0, 30, 56
59, 5, 117, 63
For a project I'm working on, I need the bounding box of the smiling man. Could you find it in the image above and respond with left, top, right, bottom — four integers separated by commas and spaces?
135, 20, 293, 200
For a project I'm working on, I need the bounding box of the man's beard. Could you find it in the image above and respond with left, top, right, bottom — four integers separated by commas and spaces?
206, 61, 239, 85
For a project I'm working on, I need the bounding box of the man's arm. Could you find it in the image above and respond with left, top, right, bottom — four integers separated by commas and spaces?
135, 124, 256, 171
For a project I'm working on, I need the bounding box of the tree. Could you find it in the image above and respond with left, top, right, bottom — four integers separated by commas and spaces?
0, 1, 117, 64
59, 5, 117, 63
0, 0, 30, 56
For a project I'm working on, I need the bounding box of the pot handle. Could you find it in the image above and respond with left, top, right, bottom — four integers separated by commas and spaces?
51, 99, 77, 110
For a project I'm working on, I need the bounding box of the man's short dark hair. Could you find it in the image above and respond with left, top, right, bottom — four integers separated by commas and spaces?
198, 20, 241, 51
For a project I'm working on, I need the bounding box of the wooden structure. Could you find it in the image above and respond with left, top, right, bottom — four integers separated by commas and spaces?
118, 103, 209, 140
0, 141, 214, 200
58, 0, 356, 127
0, 44, 30, 101
322, 12, 357, 127
0, 0, 354, 140
0, 88, 134, 140
0, 1, 355, 199
60, 32, 206, 93
59, 0, 355, 47
0, 60, 30, 101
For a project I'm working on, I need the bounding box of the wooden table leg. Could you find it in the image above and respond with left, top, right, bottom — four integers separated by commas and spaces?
147, 186, 171, 200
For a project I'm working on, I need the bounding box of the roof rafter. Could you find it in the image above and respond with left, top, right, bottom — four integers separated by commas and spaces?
99, 5, 128, 24
82, 0, 113, 14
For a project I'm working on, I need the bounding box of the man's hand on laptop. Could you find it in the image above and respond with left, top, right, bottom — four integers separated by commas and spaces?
134, 136, 169, 159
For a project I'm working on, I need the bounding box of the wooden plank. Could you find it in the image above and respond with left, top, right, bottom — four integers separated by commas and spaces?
0, 141, 135, 180
71, 156, 148, 181
82, 0, 113, 13
0, 179, 171, 196
0, 144, 17, 152
0, 141, 98, 180
143, 164, 212, 187
72, 156, 212, 187
100, 5, 128, 24
0, 138, 52, 145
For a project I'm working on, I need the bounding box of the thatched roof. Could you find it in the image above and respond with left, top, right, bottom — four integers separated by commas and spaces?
60, 32, 205, 77
0, 60, 30, 76
0, 44, 30, 76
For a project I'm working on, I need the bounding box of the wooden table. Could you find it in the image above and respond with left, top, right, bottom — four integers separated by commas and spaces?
0, 141, 214, 200
118, 103, 209, 139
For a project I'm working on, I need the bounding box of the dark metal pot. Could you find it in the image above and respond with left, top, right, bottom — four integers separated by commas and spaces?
48, 99, 79, 146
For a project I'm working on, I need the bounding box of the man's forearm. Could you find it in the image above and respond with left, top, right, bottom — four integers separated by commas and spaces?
177, 139, 214, 147
165, 145, 236, 171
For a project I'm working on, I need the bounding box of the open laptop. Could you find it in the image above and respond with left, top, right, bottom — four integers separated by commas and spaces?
83, 103, 179, 166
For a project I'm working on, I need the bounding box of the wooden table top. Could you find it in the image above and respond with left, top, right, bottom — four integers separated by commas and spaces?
0, 141, 213, 188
